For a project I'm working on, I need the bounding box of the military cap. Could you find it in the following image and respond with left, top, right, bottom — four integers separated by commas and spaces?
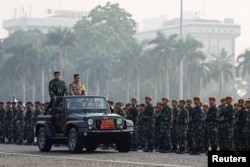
179, 99, 186, 104
35, 101, 41, 104
6, 102, 11, 104
193, 96, 201, 101
161, 96, 169, 101
145, 96, 152, 100
54, 71, 61, 76
0, 102, 4, 104
125, 103, 131, 107
139, 103, 145, 107
220, 98, 225, 102
26, 102, 33, 105
225, 96, 233, 100
172, 99, 178, 103
131, 97, 138, 102
238, 99, 244, 104
209, 96, 216, 101
74, 74, 80, 78
186, 99, 192, 102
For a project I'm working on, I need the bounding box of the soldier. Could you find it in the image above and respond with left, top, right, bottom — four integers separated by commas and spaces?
24, 102, 34, 145
246, 99, 250, 151
45, 72, 68, 115
220, 96, 234, 151
142, 96, 154, 152
190, 97, 203, 155
171, 99, 179, 152
218, 98, 226, 150
126, 98, 138, 151
34, 101, 42, 118
176, 100, 189, 154
154, 105, 162, 152
234, 99, 248, 151
15, 101, 24, 145
108, 100, 115, 113
0, 102, 6, 143
4, 102, 13, 144
68, 74, 86, 95
202, 104, 209, 153
12, 102, 18, 143
206, 97, 218, 152
114, 102, 124, 117
137, 103, 145, 150
186, 99, 194, 152
159, 97, 173, 153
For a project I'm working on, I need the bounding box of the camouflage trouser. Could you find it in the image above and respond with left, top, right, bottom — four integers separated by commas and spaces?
177, 125, 187, 150
203, 126, 209, 151
218, 124, 223, 149
193, 128, 202, 150
154, 126, 161, 149
5, 124, 13, 141
159, 124, 171, 150
24, 124, 34, 142
131, 127, 138, 148
16, 123, 24, 141
171, 127, 177, 149
234, 126, 247, 151
13, 123, 17, 141
0, 123, 5, 141
142, 123, 154, 149
220, 123, 233, 151
187, 126, 194, 150
137, 125, 145, 149
207, 125, 218, 150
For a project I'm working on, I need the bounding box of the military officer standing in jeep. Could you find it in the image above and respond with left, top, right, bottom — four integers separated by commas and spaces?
69, 74, 86, 95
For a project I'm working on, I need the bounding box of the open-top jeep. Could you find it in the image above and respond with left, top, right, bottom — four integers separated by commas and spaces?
35, 96, 133, 153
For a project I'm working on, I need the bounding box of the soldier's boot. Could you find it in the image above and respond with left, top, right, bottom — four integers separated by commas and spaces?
190, 147, 201, 155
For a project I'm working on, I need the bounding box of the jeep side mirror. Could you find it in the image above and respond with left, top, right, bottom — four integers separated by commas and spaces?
54, 107, 64, 114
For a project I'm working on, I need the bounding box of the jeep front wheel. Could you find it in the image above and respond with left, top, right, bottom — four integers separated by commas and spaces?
38, 127, 52, 152
68, 128, 83, 153
116, 135, 131, 153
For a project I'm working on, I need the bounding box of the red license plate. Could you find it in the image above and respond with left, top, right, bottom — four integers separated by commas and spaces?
100, 119, 115, 129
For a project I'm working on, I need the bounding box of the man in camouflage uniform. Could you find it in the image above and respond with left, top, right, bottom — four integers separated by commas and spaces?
15, 101, 24, 145
245, 99, 250, 151
154, 104, 162, 152
186, 99, 194, 152
137, 103, 145, 150
126, 98, 138, 151
176, 100, 189, 154
0, 102, 6, 143
218, 98, 226, 150
206, 97, 219, 152
171, 99, 179, 152
190, 97, 203, 155
12, 102, 18, 143
220, 96, 234, 151
24, 102, 34, 145
45, 71, 68, 115
159, 97, 173, 153
115, 102, 124, 117
4, 102, 13, 144
142, 96, 154, 152
202, 104, 209, 153
234, 99, 248, 151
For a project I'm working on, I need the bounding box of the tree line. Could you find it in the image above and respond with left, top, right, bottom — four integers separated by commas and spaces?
0, 2, 249, 103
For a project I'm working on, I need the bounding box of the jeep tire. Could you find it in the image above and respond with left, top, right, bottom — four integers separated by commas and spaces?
38, 127, 52, 152
116, 134, 131, 153
68, 128, 83, 153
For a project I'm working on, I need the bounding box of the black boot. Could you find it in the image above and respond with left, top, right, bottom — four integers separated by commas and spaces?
190, 147, 201, 155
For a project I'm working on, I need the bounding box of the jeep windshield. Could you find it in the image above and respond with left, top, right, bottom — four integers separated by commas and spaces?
65, 97, 109, 114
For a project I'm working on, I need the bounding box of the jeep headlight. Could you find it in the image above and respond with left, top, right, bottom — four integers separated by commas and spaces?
116, 118, 123, 125
87, 119, 94, 125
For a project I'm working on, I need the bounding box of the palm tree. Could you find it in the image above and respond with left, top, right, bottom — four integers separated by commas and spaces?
46, 27, 77, 74
209, 48, 234, 98
237, 49, 250, 96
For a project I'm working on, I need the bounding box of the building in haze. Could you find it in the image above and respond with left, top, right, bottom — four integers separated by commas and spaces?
136, 17, 241, 64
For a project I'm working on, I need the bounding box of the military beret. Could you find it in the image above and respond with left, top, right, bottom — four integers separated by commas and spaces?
209, 96, 216, 101
172, 99, 178, 103
0, 102, 4, 104
6, 102, 11, 104
54, 71, 61, 76
179, 99, 186, 104
193, 96, 201, 101
145, 96, 152, 100
225, 96, 233, 100
74, 74, 80, 78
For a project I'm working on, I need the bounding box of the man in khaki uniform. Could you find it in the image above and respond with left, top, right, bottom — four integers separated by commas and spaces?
69, 74, 86, 95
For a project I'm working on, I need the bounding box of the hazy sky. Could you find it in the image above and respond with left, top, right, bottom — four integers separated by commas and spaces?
0, 0, 250, 55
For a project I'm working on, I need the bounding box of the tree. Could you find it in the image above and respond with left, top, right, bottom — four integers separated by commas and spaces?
209, 48, 234, 98
237, 49, 250, 96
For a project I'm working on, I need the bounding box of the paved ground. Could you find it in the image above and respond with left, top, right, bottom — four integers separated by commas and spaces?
0, 144, 207, 167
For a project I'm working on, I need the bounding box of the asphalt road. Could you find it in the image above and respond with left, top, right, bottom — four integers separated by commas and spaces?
0, 144, 208, 167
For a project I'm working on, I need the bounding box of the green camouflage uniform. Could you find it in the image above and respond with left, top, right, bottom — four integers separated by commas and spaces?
159, 105, 173, 152
116, 109, 124, 117
154, 109, 161, 151
4, 108, 13, 142
12, 107, 18, 142
126, 106, 138, 149
171, 107, 179, 151
176, 107, 188, 153
206, 105, 218, 151
142, 104, 154, 151
186, 106, 194, 152
24, 109, 34, 143
234, 106, 248, 151
218, 106, 225, 150
15, 109, 24, 144
0, 108, 6, 143
220, 104, 234, 151
202, 111, 208, 152
137, 111, 145, 149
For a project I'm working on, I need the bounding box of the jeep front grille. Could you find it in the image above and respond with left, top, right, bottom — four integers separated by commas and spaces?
95, 118, 117, 129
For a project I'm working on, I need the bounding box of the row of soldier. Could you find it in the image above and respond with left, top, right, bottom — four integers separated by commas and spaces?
108, 96, 250, 154
0, 101, 44, 145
